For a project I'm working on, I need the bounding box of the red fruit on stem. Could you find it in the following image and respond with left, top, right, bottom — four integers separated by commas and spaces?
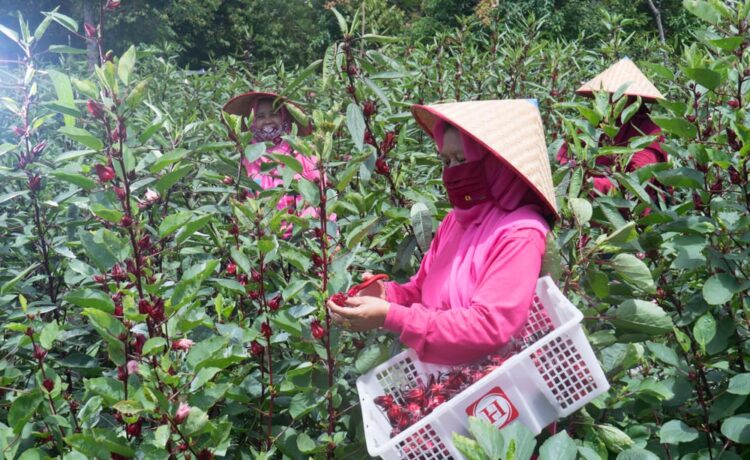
375, 158, 390, 175
311, 254, 325, 267
380, 131, 396, 154
25, 327, 34, 337
114, 304, 123, 317
549, 89, 559, 97
42, 378, 54, 392
138, 298, 151, 315
197, 449, 214, 460
686, 114, 696, 123
86, 99, 104, 119
84, 23, 97, 38
94, 164, 116, 182
113, 186, 127, 201
729, 99, 740, 109
268, 295, 282, 311
105, 0, 121, 10
251, 270, 262, 282
131, 334, 146, 354
226, 262, 237, 275
250, 340, 265, 357
229, 224, 240, 236
729, 166, 742, 185
261, 322, 272, 339
311, 319, 326, 340
150, 297, 165, 322
364, 131, 377, 147
249, 290, 261, 300
12, 125, 26, 137
120, 215, 133, 227
363, 100, 377, 117
126, 420, 142, 437
27, 175, 41, 192
222, 175, 234, 185
33, 344, 47, 361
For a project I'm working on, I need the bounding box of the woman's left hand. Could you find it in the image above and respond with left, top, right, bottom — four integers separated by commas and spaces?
327, 296, 390, 332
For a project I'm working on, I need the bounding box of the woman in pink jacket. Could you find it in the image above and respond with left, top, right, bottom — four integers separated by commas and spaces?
223, 92, 322, 227
328, 100, 559, 365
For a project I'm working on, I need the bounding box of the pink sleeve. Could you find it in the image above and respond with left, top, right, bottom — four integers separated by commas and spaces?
383, 228, 546, 365
243, 158, 261, 178
296, 153, 320, 182
384, 217, 446, 306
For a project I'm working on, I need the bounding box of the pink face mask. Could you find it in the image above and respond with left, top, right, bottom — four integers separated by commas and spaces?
442, 157, 491, 209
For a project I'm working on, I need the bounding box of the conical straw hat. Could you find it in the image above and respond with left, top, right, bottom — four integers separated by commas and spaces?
411, 99, 559, 220
222, 91, 313, 136
576, 57, 664, 101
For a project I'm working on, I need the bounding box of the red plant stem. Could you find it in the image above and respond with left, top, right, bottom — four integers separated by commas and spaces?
254, 219, 274, 451
316, 164, 336, 459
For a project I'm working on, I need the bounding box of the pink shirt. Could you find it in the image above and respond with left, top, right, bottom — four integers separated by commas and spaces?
383, 205, 548, 365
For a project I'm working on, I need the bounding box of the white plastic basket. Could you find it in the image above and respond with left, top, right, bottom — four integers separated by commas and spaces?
357, 276, 609, 459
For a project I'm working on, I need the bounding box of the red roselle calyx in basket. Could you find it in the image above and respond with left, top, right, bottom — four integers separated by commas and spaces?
375, 343, 521, 437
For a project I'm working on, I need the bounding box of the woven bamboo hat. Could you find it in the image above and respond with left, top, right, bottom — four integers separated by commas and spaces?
411, 99, 559, 220
576, 57, 664, 101
222, 91, 313, 136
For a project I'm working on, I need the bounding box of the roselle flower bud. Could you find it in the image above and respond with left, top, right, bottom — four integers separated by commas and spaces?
27, 175, 41, 192
249, 290, 260, 300
126, 420, 142, 437
86, 99, 104, 118
114, 304, 123, 317
250, 340, 265, 357
12, 125, 26, 137
346, 85, 356, 95
364, 131, 377, 147
310, 319, 325, 340
69, 399, 79, 411
33, 344, 47, 361
729, 166, 743, 185
171, 338, 194, 351
174, 402, 190, 424
94, 164, 116, 182
110, 264, 127, 282
229, 224, 240, 236
113, 186, 127, 201
251, 270, 262, 282
710, 178, 723, 193
363, 100, 377, 117
237, 273, 248, 285
311, 254, 325, 268
225, 262, 237, 275
261, 321, 272, 339
150, 297, 165, 322
268, 295, 282, 311
686, 114, 696, 123
729, 99, 741, 109
111, 123, 126, 142
84, 23, 97, 38
131, 334, 146, 354
120, 215, 133, 227
138, 298, 151, 315
137, 235, 151, 251
380, 131, 396, 154
222, 175, 234, 185
331, 293, 347, 306
42, 378, 54, 392
375, 158, 390, 175
178, 443, 189, 452
31, 140, 47, 158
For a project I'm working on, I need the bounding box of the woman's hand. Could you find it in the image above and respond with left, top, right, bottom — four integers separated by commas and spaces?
327, 295, 390, 332
353, 272, 386, 299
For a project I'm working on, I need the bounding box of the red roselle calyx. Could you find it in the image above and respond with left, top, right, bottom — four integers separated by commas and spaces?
87, 99, 104, 118
120, 215, 133, 228
363, 100, 377, 117
380, 131, 396, 155
94, 164, 116, 182
42, 378, 54, 392
222, 175, 234, 185
310, 319, 325, 340
268, 295, 281, 311
84, 23, 97, 38
364, 131, 377, 147
126, 420, 142, 437
375, 158, 390, 175
225, 262, 237, 275
33, 344, 47, 361
28, 175, 42, 192
261, 322, 272, 339
250, 340, 264, 356
113, 186, 127, 201
330, 292, 348, 306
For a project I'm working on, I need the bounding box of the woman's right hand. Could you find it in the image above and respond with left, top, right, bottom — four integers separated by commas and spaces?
355, 272, 386, 299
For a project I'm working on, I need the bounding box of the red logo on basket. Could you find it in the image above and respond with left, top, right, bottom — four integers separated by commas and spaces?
465, 387, 518, 429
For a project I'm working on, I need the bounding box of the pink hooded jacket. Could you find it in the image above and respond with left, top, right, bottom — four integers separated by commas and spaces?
383, 121, 550, 365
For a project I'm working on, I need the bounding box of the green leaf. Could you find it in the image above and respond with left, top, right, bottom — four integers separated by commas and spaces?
230, 247, 251, 275
154, 165, 192, 195
659, 419, 699, 444
615, 448, 660, 460
452, 433, 490, 460
683, 67, 723, 91
48, 69, 77, 127
18, 448, 45, 460
159, 211, 193, 237
51, 170, 97, 190
721, 414, 750, 443
539, 431, 577, 460
289, 392, 321, 419
693, 313, 716, 353
117, 45, 136, 86
651, 117, 697, 139
190, 367, 221, 392
500, 422, 536, 460
0, 263, 40, 295
346, 103, 366, 151
298, 179, 320, 206
296, 432, 316, 453
125, 78, 149, 110
613, 300, 673, 336
410, 202, 433, 252
703, 273, 739, 305
142, 337, 166, 356
596, 424, 634, 453
0, 191, 29, 205
43, 10, 78, 33
59, 126, 104, 150
244, 143, 266, 163
9, 390, 43, 434
468, 416, 504, 460
182, 407, 209, 436
609, 254, 655, 293
39, 321, 60, 349
653, 168, 704, 189
268, 153, 303, 174
683, 0, 721, 24
90, 203, 123, 223
175, 213, 213, 244
728, 374, 750, 395
355, 344, 387, 374
64, 289, 115, 313
330, 8, 348, 35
